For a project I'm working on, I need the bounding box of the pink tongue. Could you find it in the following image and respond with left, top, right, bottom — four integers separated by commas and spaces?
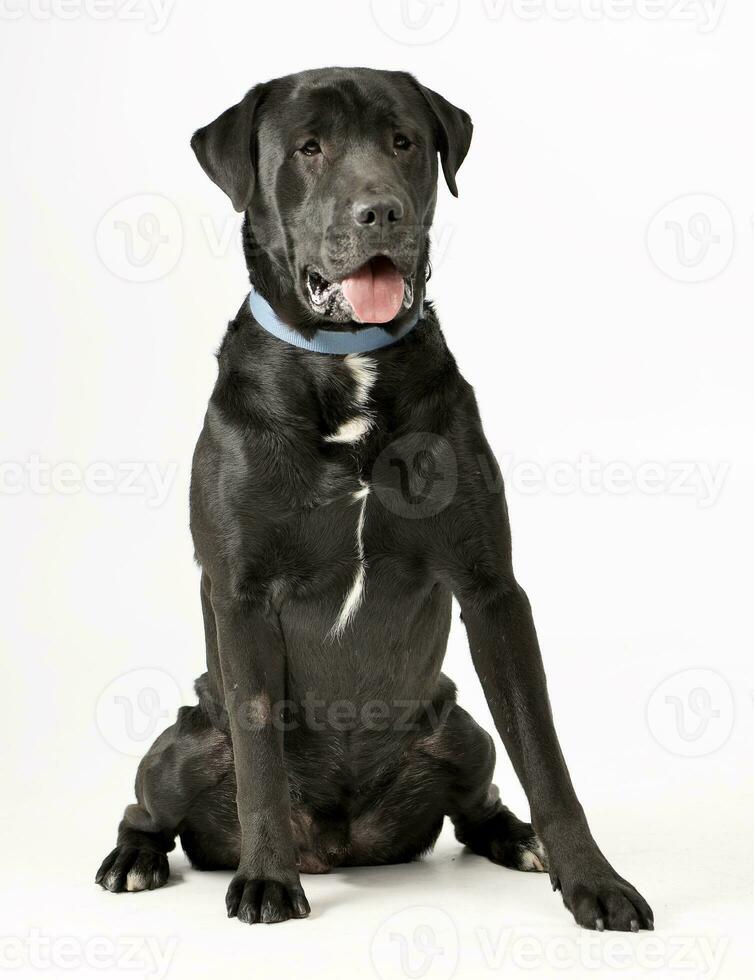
341, 257, 405, 323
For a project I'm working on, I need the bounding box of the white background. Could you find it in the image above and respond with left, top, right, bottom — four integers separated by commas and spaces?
1, 1, 752, 978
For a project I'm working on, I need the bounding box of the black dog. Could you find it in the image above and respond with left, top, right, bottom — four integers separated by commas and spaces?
96, 67, 653, 931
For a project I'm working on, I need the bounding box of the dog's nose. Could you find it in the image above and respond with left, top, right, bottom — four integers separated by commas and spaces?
352, 195, 405, 228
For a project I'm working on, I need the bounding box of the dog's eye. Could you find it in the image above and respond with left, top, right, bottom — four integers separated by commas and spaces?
393, 133, 412, 152
300, 139, 322, 157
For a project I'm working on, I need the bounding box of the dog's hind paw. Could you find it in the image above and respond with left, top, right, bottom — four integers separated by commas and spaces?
95, 845, 169, 893
456, 805, 548, 873
495, 832, 549, 873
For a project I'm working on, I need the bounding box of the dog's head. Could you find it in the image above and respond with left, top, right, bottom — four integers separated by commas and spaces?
191, 68, 472, 329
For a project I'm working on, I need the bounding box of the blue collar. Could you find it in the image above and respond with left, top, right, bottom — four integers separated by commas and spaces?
248, 289, 422, 355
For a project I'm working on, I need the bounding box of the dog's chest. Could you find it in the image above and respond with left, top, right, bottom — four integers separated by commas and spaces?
315, 353, 378, 637
318, 353, 378, 448
243, 353, 429, 633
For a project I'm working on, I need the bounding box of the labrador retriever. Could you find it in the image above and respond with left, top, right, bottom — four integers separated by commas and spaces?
96, 67, 653, 932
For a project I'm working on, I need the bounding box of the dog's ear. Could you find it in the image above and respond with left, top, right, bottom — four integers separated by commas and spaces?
190, 84, 267, 213
413, 81, 473, 197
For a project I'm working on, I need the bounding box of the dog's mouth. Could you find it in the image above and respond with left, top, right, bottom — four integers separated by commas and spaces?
305, 256, 414, 324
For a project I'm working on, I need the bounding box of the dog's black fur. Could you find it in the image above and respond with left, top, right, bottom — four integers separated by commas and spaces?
96, 68, 653, 931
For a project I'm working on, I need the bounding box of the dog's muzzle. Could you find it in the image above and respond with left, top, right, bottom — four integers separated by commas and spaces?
305, 256, 415, 324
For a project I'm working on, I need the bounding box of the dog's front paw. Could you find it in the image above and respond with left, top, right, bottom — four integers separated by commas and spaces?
554, 863, 653, 932
225, 873, 310, 925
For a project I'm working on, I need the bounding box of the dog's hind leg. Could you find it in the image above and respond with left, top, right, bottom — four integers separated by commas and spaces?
438, 704, 548, 873
95, 700, 233, 893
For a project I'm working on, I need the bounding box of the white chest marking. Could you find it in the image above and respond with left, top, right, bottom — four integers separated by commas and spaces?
324, 416, 373, 444
323, 354, 378, 445
330, 480, 370, 639
344, 353, 377, 405
326, 355, 377, 638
